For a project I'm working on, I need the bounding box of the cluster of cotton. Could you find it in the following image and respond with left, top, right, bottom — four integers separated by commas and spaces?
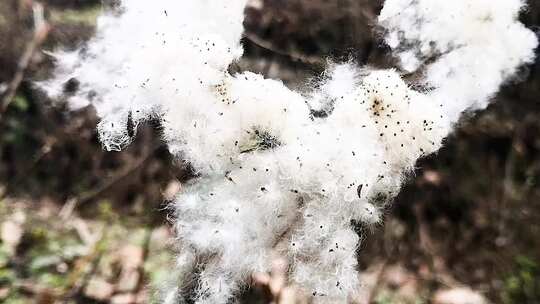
42, 0, 248, 151
41, 0, 537, 303
379, 0, 538, 123
164, 66, 448, 303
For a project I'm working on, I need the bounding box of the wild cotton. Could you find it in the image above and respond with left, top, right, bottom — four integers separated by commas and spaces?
42, 0, 537, 303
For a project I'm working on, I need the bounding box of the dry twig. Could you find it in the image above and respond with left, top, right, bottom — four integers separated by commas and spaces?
0, 0, 50, 118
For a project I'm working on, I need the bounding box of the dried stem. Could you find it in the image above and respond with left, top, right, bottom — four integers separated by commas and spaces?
0, 1, 50, 118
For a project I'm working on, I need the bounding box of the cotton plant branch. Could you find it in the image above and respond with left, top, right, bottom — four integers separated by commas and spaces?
0, 0, 49, 119
39, 0, 537, 303
241, 32, 326, 67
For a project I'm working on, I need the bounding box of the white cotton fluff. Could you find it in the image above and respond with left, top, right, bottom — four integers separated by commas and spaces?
379, 0, 538, 123
41, 0, 537, 303
41, 0, 248, 151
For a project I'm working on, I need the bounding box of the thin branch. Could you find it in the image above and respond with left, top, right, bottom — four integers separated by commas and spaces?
71, 144, 162, 207
365, 261, 389, 304
242, 32, 325, 67
0, 1, 50, 118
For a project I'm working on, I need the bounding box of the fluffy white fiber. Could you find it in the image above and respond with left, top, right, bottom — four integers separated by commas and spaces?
41, 0, 537, 303
379, 0, 538, 122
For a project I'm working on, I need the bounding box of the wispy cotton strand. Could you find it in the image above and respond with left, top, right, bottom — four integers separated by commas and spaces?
41, 0, 537, 303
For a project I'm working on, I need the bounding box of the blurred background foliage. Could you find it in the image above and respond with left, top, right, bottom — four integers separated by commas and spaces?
0, 0, 539, 303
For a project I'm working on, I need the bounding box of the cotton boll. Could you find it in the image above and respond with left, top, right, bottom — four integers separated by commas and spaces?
40, 51, 87, 108
286, 92, 386, 202
173, 171, 301, 296
398, 50, 422, 73
354, 202, 381, 225
426, 29, 537, 122
347, 70, 449, 169
169, 65, 452, 303
321, 64, 360, 98
162, 71, 310, 174
41, 0, 249, 152
96, 113, 132, 151
195, 266, 237, 304
290, 227, 360, 303
380, 0, 529, 57
285, 196, 366, 303
379, 0, 538, 123
292, 261, 360, 304
162, 288, 180, 304
228, 72, 311, 145
307, 63, 360, 115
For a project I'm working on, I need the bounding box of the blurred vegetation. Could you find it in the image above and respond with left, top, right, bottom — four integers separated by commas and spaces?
503, 256, 540, 304
0, 0, 539, 303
